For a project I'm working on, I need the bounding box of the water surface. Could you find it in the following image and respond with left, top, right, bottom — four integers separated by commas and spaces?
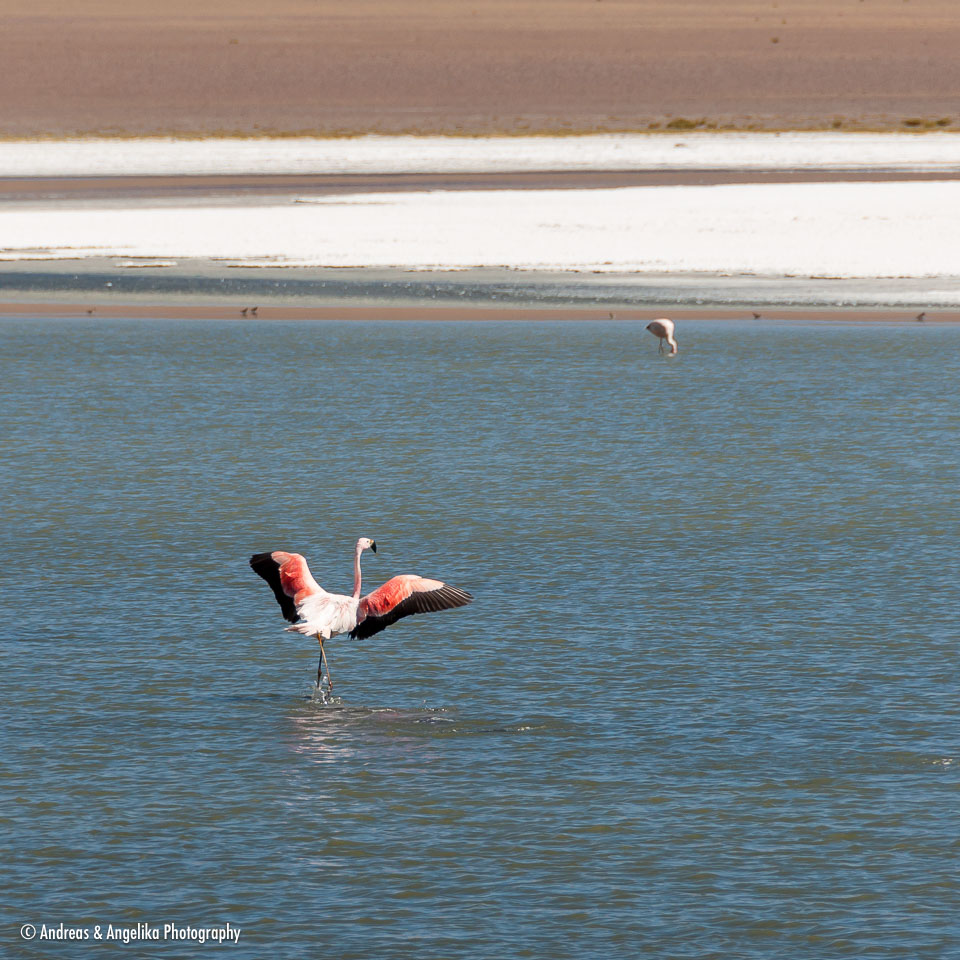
3, 317, 959, 958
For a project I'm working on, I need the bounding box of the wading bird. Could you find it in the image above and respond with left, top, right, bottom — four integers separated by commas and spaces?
646, 317, 678, 355
250, 539, 472, 695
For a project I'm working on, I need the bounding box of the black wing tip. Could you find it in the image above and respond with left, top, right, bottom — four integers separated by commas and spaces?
249, 551, 298, 623
429, 585, 473, 611
446, 586, 473, 606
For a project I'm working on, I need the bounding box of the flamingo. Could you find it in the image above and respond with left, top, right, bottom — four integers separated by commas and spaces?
646, 317, 678, 355
249, 538, 472, 694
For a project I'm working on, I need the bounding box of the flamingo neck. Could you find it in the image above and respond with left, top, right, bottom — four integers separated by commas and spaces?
353, 546, 363, 598
667, 336, 678, 354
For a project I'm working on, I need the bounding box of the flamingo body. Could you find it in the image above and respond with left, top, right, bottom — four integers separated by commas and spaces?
646, 317, 678, 354
250, 550, 360, 638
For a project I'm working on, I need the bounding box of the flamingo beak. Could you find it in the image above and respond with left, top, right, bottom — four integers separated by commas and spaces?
371, 541, 377, 553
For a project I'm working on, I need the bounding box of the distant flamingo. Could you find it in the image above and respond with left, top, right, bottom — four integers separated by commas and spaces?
646, 317, 678, 355
250, 538, 472, 694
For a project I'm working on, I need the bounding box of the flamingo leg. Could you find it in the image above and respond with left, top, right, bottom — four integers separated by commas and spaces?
317, 635, 334, 696
658, 338, 664, 354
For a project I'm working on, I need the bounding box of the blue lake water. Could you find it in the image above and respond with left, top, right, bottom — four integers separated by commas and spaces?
2, 315, 959, 958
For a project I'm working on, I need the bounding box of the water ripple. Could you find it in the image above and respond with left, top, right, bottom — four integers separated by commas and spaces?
3, 317, 960, 959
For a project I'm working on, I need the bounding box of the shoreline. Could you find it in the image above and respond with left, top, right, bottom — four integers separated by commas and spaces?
3, 259, 960, 313
1, 301, 954, 323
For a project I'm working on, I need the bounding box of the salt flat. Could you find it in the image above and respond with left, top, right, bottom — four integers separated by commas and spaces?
2, 133, 960, 177
2, 180, 958, 280
2, 135, 959, 301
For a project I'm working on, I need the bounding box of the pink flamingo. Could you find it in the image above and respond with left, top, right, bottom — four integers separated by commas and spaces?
250, 538, 472, 694
646, 317, 678, 355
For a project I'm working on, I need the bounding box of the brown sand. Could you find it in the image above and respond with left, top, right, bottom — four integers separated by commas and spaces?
3, 169, 960, 205
1, 303, 955, 323
2, 0, 959, 138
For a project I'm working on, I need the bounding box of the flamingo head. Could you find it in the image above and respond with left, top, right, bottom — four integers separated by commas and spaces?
357, 537, 377, 554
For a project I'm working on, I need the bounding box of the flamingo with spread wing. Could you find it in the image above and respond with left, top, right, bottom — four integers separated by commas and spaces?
250, 538, 472, 694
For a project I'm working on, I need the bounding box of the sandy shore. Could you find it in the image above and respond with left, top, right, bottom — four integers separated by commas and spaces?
2, 0, 960, 137
4, 169, 960, 205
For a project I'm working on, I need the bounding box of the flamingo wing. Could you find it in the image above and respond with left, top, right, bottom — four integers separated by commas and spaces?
249, 551, 323, 624
351, 575, 473, 640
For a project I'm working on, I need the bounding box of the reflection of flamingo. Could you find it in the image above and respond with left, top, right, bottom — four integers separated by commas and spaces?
646, 317, 678, 355
250, 538, 472, 694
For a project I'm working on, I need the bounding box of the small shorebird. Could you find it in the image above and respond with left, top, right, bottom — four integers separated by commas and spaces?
250, 539, 472, 695
646, 317, 678, 355
916, 312, 926, 322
